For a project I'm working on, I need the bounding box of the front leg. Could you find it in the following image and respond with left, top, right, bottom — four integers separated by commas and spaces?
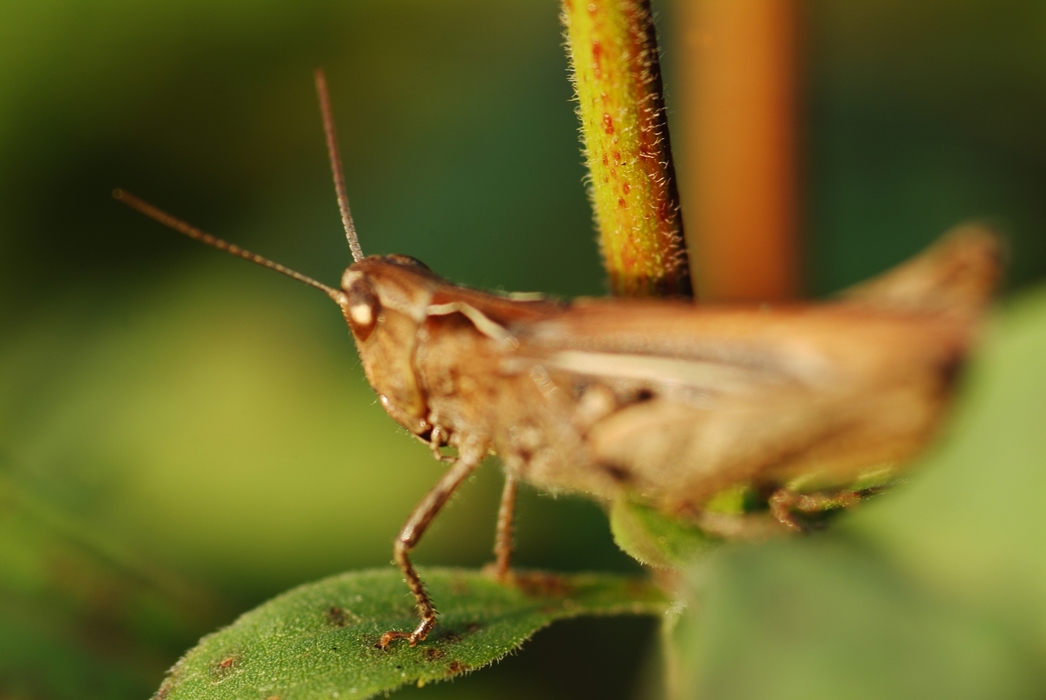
378, 440, 487, 648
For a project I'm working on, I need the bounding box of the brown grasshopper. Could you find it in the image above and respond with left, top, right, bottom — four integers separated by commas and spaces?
116, 71, 1000, 648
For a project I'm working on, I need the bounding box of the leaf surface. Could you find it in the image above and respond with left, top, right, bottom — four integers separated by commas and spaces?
609, 497, 715, 569
156, 568, 667, 700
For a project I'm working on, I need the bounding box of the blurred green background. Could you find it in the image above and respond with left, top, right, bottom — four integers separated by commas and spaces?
1, 0, 1044, 698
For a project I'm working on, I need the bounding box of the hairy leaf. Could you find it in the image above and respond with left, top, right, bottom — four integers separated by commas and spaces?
609, 497, 715, 569
155, 568, 667, 700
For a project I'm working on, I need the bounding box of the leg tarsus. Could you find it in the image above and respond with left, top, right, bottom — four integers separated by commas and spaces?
769, 488, 864, 532
768, 490, 804, 532
378, 616, 435, 649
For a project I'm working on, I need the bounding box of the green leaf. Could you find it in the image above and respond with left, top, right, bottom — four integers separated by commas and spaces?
850, 287, 1046, 644
609, 497, 715, 569
155, 568, 667, 700
674, 537, 1041, 700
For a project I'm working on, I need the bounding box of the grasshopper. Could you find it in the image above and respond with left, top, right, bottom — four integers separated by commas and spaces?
116, 71, 1000, 647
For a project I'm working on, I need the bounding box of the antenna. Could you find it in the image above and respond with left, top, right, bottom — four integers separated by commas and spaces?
113, 189, 347, 306
314, 68, 364, 263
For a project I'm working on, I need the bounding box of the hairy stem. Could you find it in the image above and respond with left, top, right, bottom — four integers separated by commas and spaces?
563, 0, 691, 298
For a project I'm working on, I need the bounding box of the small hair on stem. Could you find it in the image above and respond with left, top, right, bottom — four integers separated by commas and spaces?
314, 67, 364, 263
112, 189, 347, 305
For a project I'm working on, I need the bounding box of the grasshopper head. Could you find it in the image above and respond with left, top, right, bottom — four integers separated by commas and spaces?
339, 255, 443, 436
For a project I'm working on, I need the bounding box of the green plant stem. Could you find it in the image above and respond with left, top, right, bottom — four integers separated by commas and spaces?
563, 0, 691, 298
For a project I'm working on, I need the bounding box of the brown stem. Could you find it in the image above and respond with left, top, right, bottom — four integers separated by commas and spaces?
680, 0, 801, 301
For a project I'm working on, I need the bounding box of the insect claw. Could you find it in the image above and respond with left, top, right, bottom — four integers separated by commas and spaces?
377, 630, 408, 649
768, 491, 805, 533
378, 618, 433, 649
769, 488, 866, 532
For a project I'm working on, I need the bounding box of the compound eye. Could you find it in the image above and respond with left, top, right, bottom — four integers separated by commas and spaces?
341, 270, 381, 341
385, 254, 431, 271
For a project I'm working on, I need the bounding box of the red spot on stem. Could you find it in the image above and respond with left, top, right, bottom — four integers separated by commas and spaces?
602, 113, 614, 135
